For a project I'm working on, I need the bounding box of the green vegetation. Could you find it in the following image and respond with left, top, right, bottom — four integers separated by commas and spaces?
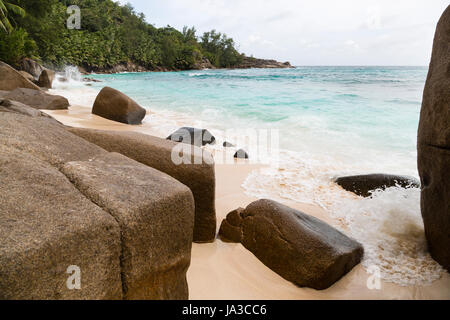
0, 0, 25, 33
0, 0, 243, 70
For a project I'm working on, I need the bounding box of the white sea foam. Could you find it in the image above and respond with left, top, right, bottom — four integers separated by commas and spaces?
329, 186, 443, 286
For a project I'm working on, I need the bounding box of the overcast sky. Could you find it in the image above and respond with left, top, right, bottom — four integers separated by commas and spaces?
117, 0, 448, 66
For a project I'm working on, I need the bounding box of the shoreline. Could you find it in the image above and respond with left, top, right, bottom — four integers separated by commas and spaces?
72, 57, 294, 75
45, 102, 450, 300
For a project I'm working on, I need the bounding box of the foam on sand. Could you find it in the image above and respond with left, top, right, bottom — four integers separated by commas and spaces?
243, 156, 444, 286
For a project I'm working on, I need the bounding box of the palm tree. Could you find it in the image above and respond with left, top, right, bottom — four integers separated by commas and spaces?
0, 0, 25, 33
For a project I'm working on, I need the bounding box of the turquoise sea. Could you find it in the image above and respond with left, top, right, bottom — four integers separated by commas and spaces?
86, 66, 426, 157
54, 66, 445, 285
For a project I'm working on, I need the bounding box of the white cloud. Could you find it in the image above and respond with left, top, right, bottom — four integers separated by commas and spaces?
248, 34, 275, 47
123, 0, 449, 65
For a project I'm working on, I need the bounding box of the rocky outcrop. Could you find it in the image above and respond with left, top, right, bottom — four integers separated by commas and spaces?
0, 113, 104, 168
0, 112, 195, 299
234, 149, 249, 159
167, 127, 216, 147
0, 145, 123, 300
193, 57, 215, 70
67, 128, 217, 243
61, 152, 194, 299
84, 62, 150, 74
235, 56, 294, 69
17, 58, 44, 78
18, 71, 35, 82
335, 174, 420, 197
223, 200, 364, 290
4, 88, 69, 110
0, 61, 41, 91
0, 98, 61, 123
92, 87, 146, 125
418, 5, 450, 271
38, 69, 55, 89
218, 208, 245, 243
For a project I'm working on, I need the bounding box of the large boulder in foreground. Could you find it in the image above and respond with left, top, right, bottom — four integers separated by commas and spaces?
335, 174, 420, 197
67, 127, 217, 243
38, 69, 55, 89
0, 113, 195, 299
61, 152, 194, 299
418, 5, 450, 271
224, 200, 364, 290
0, 145, 123, 300
92, 86, 146, 125
167, 127, 216, 147
4, 88, 69, 110
0, 61, 41, 91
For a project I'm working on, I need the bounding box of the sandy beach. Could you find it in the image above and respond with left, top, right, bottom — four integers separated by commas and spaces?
44, 105, 450, 300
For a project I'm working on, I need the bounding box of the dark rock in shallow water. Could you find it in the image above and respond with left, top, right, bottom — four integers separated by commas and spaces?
232, 200, 363, 290
92, 86, 146, 125
234, 149, 249, 159
223, 141, 235, 148
335, 174, 420, 197
219, 208, 244, 243
84, 77, 102, 83
4, 88, 69, 110
167, 127, 216, 147
417, 5, 450, 271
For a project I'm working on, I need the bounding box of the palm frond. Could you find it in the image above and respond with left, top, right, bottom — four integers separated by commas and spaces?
5, 3, 25, 17
2, 14, 12, 31
0, 18, 8, 33
0, 1, 26, 33
0, 1, 7, 12
0, 2, 7, 16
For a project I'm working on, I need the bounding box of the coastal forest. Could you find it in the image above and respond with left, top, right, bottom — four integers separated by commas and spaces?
0, 0, 243, 71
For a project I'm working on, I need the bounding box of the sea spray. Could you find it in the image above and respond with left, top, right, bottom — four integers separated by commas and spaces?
63, 65, 83, 82
329, 186, 443, 286
50, 66, 100, 107
243, 161, 444, 286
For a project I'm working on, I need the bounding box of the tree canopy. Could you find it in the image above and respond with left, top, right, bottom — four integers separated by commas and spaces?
0, 0, 243, 70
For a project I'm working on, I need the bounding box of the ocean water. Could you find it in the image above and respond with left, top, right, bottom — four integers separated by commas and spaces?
52, 66, 444, 286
